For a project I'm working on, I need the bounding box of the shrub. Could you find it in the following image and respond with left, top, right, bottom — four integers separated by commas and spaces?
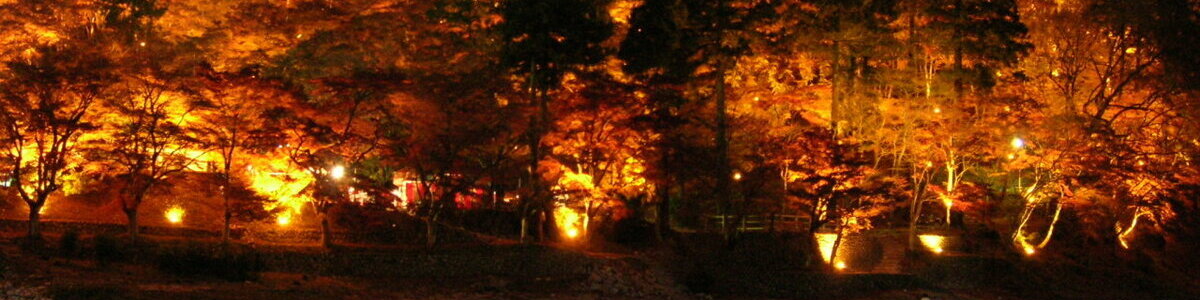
155, 242, 265, 281
59, 229, 80, 257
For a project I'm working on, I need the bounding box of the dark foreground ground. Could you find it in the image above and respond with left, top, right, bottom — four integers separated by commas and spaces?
0, 222, 1197, 299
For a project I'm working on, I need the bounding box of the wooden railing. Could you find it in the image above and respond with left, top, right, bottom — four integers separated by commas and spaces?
704, 214, 811, 232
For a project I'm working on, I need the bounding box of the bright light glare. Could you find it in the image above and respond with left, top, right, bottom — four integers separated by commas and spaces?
816, 233, 837, 263
919, 234, 945, 254
165, 207, 185, 224
277, 214, 291, 226
732, 172, 743, 181
330, 165, 346, 179
835, 261, 847, 270
1023, 245, 1036, 255
1011, 137, 1025, 149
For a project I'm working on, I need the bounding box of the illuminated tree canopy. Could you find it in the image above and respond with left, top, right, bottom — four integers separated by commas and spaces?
0, 0, 1198, 281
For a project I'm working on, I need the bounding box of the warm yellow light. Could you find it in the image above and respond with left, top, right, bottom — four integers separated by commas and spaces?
555, 205, 583, 240
1023, 245, 1036, 256
834, 261, 846, 270
816, 233, 837, 263
276, 214, 291, 226
330, 165, 346, 179
732, 172, 743, 181
919, 234, 945, 254
1011, 137, 1025, 149
753, 96, 761, 102
1051, 69, 1061, 77
1125, 47, 1137, 54
924, 161, 933, 168
933, 107, 942, 114
1007, 153, 1016, 160
248, 153, 314, 228
165, 207, 185, 224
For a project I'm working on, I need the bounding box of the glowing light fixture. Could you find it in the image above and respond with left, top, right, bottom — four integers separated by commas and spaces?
919, 234, 946, 254
1023, 245, 1036, 256
1011, 137, 1025, 149
732, 172, 743, 181
555, 205, 583, 240
330, 165, 346, 179
165, 207, 185, 224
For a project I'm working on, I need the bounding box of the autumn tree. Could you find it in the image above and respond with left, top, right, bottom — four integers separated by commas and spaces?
191, 68, 286, 241
925, 0, 1030, 102
94, 76, 202, 241
621, 0, 779, 241
544, 71, 652, 241
0, 43, 114, 238
498, 0, 614, 242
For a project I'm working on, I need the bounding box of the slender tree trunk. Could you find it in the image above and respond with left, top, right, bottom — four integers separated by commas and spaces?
831, 41, 842, 135
222, 183, 231, 242
524, 66, 545, 243
537, 88, 555, 242
538, 209, 547, 241
715, 61, 732, 242
953, 42, 963, 102
908, 172, 927, 252
27, 202, 42, 239
655, 172, 671, 242
829, 221, 846, 268
126, 209, 139, 242
222, 142, 236, 243
425, 215, 437, 248
520, 215, 529, 243
320, 212, 333, 248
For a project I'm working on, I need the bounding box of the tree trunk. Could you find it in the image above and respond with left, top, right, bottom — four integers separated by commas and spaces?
829, 222, 846, 269
655, 172, 671, 242
715, 61, 732, 242
520, 214, 529, 243
222, 186, 231, 242
222, 148, 236, 243
953, 41, 964, 102
425, 216, 437, 248
320, 213, 333, 248
538, 209, 547, 242
537, 87, 555, 242
908, 172, 927, 252
126, 209, 139, 242
27, 203, 42, 239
